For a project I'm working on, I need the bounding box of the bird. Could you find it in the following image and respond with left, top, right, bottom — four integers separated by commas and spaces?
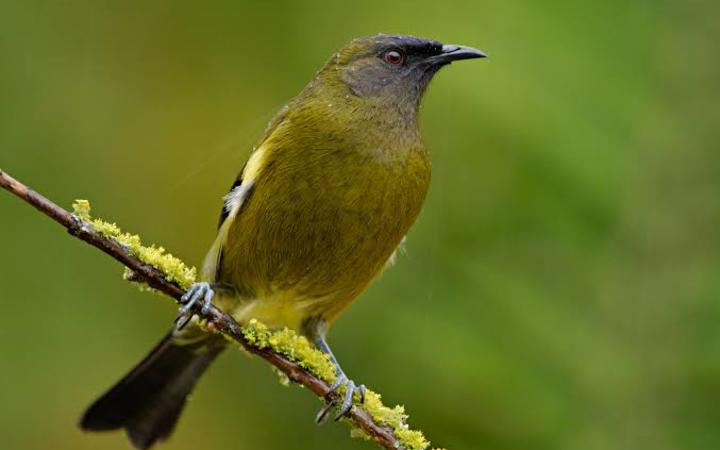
79, 33, 485, 449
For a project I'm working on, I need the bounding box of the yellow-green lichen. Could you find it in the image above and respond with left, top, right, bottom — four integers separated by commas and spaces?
72, 199, 197, 289
352, 389, 430, 450
271, 366, 291, 387
241, 319, 337, 383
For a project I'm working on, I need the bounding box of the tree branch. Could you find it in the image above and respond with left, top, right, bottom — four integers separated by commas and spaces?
0, 168, 420, 450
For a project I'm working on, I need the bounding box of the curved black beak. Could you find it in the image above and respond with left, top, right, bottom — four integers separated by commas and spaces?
428, 44, 487, 65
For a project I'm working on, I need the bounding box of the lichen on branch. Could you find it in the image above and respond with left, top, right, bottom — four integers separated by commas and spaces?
72, 199, 197, 290
242, 319, 433, 450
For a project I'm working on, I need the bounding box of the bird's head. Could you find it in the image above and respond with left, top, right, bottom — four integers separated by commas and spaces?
317, 34, 486, 107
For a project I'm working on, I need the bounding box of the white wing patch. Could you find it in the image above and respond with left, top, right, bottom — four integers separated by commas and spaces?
222, 144, 268, 220
223, 182, 253, 218
201, 145, 268, 281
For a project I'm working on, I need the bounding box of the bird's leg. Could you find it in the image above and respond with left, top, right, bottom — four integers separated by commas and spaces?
305, 318, 366, 423
175, 282, 236, 330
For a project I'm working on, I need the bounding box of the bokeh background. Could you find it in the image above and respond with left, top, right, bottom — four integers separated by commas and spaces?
2, 1, 719, 449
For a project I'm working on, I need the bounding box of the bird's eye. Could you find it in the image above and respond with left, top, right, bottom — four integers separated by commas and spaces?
383, 50, 405, 65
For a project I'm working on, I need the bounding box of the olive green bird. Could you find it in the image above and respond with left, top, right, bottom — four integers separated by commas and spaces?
80, 34, 485, 449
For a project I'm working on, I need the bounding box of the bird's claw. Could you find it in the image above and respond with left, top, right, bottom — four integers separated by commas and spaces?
175, 282, 215, 330
315, 374, 366, 424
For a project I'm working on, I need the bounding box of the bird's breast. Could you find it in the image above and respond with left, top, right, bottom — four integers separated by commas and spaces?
219, 135, 430, 325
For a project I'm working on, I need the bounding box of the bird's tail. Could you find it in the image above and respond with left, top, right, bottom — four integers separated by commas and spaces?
80, 331, 225, 450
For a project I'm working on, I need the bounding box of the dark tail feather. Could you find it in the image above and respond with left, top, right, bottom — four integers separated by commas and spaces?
80, 332, 224, 450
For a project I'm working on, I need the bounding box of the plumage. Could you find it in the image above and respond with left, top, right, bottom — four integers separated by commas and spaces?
80, 34, 485, 448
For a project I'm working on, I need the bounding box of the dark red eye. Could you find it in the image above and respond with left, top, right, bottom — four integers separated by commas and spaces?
383, 50, 404, 65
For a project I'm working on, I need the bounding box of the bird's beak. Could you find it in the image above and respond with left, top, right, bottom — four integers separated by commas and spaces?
428, 44, 487, 65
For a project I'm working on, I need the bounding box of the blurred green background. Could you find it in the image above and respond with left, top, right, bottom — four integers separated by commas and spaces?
2, 1, 719, 449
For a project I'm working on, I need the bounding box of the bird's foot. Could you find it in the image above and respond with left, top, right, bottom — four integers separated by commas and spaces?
316, 374, 366, 423
175, 282, 216, 330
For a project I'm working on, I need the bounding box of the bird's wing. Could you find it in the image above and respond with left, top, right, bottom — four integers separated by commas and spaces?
201, 132, 279, 281
217, 176, 243, 228
201, 103, 292, 281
